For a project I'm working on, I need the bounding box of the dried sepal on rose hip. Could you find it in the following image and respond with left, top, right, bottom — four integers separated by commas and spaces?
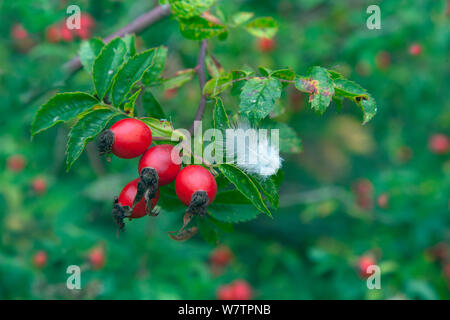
169, 165, 217, 241
112, 178, 160, 232
98, 118, 152, 159
132, 144, 181, 212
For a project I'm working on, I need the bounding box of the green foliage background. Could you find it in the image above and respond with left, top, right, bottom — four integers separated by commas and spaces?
0, 0, 449, 299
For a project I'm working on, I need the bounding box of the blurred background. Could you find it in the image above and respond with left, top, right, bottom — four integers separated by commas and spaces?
0, 0, 449, 299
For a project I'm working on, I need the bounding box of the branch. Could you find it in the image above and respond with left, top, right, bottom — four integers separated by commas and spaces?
189, 39, 208, 134
22, 5, 171, 105
63, 4, 171, 74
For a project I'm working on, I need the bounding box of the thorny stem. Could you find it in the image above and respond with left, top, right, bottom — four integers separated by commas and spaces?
189, 39, 208, 135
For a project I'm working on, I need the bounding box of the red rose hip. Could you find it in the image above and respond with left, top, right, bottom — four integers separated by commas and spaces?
139, 145, 181, 186
33, 250, 48, 268
357, 255, 376, 278
257, 37, 275, 53
99, 118, 152, 159
175, 165, 217, 215
89, 247, 105, 269
118, 178, 159, 219
409, 43, 422, 56
429, 134, 449, 154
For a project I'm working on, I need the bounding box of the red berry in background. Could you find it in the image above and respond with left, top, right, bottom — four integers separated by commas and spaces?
357, 255, 376, 278
6, 154, 27, 172
409, 43, 422, 56
377, 193, 389, 209
118, 178, 160, 219
217, 280, 253, 300
74, 14, 95, 40
89, 247, 105, 269
60, 24, 73, 42
138, 145, 181, 186
163, 88, 177, 100
11, 23, 34, 53
11, 23, 28, 40
352, 178, 374, 210
210, 245, 233, 267
32, 177, 47, 195
175, 165, 217, 206
98, 118, 152, 159
216, 285, 234, 300
232, 280, 253, 300
429, 134, 449, 154
76, 27, 91, 40
45, 25, 61, 43
33, 251, 47, 268
375, 51, 391, 70
80, 13, 95, 29
257, 37, 275, 53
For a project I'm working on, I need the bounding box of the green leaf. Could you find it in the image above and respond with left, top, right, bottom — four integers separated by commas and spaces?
163, 68, 196, 90
328, 69, 344, 80
178, 16, 227, 40
169, 0, 215, 19
231, 12, 254, 27
140, 117, 185, 140
197, 216, 219, 244
31, 92, 99, 135
218, 164, 271, 217
123, 88, 142, 117
142, 89, 166, 119
250, 174, 279, 208
356, 93, 377, 124
142, 46, 168, 85
213, 97, 231, 132
66, 108, 117, 171
111, 48, 156, 107
307, 66, 335, 114
124, 34, 136, 57
203, 73, 233, 97
213, 98, 230, 155
209, 190, 260, 222
239, 77, 282, 121
230, 69, 252, 95
93, 38, 127, 101
333, 78, 368, 98
79, 38, 104, 74
261, 119, 302, 154
245, 17, 278, 38
333, 78, 376, 123
272, 68, 295, 87
294, 76, 315, 93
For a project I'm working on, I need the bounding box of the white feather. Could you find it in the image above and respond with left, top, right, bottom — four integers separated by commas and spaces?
223, 121, 282, 177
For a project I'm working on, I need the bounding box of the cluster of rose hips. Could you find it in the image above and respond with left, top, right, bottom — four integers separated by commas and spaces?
97, 118, 217, 235
46, 13, 95, 43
